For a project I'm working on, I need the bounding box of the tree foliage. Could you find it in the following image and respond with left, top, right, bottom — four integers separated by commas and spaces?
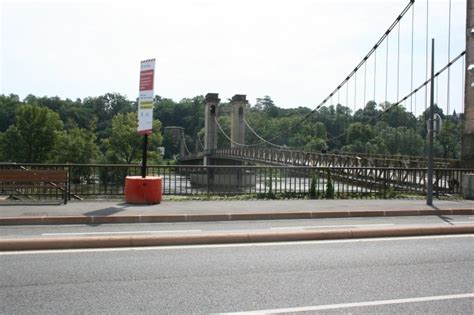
2, 104, 63, 162
102, 112, 162, 164
52, 128, 99, 164
0, 93, 463, 163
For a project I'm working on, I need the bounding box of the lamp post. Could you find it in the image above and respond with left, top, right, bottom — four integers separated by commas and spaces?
427, 38, 435, 206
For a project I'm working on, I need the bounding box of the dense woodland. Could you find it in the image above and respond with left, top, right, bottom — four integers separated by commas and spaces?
0, 93, 463, 164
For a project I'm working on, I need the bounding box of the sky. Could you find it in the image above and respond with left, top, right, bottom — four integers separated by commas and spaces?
0, 0, 467, 115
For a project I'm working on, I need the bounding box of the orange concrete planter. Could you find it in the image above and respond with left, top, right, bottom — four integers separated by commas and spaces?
124, 176, 162, 204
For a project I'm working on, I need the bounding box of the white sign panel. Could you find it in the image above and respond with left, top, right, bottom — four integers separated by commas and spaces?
137, 59, 155, 135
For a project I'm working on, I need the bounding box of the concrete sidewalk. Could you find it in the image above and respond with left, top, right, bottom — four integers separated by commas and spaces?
1, 199, 473, 251
0, 199, 473, 225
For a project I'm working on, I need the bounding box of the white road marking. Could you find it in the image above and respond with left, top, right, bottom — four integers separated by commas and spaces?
221, 293, 474, 314
270, 223, 394, 230
41, 230, 201, 236
1, 234, 472, 255
452, 221, 474, 224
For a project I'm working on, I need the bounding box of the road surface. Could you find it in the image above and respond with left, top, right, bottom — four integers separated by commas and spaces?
1, 234, 472, 314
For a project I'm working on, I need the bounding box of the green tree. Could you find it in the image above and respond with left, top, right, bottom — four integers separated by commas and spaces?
102, 112, 163, 164
53, 128, 99, 163
256, 96, 280, 117
354, 101, 379, 124
2, 104, 63, 162
346, 122, 373, 144
83, 93, 134, 141
325, 169, 335, 199
0, 94, 20, 132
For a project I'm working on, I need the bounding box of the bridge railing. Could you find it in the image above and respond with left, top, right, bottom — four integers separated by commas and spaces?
0, 163, 470, 199
213, 147, 457, 168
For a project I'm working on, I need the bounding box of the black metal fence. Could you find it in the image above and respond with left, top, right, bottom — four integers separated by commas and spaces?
0, 163, 471, 200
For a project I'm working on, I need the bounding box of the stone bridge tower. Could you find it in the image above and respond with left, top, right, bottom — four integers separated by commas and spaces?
204, 93, 219, 165
464, 0, 474, 167
230, 94, 247, 148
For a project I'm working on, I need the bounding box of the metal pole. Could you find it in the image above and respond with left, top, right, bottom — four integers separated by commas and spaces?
427, 38, 435, 206
141, 134, 148, 178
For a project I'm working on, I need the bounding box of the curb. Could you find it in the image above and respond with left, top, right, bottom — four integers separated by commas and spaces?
0, 225, 472, 251
0, 208, 473, 226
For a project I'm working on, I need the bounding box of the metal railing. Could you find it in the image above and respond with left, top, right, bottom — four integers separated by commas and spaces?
0, 163, 471, 200
213, 148, 457, 168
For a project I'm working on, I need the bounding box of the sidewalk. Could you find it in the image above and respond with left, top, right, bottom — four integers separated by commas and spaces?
0, 199, 473, 225
1, 199, 473, 251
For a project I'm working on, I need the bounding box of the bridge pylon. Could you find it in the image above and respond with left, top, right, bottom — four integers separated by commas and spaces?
464, 0, 474, 167
230, 94, 247, 148
204, 93, 220, 165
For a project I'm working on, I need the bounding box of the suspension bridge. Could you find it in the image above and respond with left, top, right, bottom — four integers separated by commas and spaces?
172, 0, 473, 196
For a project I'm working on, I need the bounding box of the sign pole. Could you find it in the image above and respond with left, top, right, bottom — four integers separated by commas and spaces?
141, 134, 148, 178
137, 58, 155, 178
124, 58, 162, 205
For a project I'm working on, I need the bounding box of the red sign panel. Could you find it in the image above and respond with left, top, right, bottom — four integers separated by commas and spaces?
140, 70, 154, 91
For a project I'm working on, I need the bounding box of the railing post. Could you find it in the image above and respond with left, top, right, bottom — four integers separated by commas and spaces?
67, 165, 71, 202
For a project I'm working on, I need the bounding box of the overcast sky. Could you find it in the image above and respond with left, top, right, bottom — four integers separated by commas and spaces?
0, 0, 467, 114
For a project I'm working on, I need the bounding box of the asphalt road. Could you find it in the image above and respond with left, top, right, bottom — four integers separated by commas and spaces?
1, 215, 473, 239
1, 235, 472, 314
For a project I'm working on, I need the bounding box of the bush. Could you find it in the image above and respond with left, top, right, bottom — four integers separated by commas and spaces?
325, 169, 335, 199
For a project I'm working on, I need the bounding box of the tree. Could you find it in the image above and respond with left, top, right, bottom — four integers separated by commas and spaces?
354, 101, 379, 124
2, 104, 63, 162
83, 93, 134, 141
102, 112, 163, 164
436, 121, 462, 159
346, 122, 373, 144
256, 96, 280, 117
325, 169, 335, 199
382, 105, 416, 129
52, 128, 99, 164
0, 94, 20, 132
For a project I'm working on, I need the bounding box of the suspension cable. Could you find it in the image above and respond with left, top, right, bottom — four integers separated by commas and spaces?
244, 118, 282, 148
354, 71, 357, 116
197, 133, 204, 150
385, 33, 389, 105
364, 58, 367, 106
181, 132, 191, 155
214, 116, 287, 148
374, 49, 377, 102
254, 0, 415, 144
327, 50, 466, 144
397, 21, 401, 101
410, 2, 415, 155
214, 116, 249, 147
346, 80, 349, 109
